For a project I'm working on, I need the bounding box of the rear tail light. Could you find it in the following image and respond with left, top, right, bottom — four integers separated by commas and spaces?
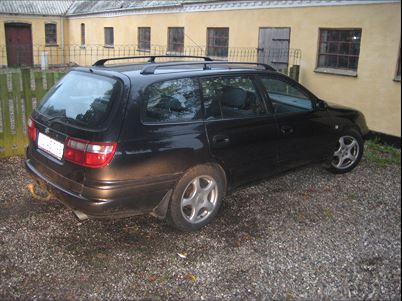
27, 118, 37, 142
64, 137, 117, 168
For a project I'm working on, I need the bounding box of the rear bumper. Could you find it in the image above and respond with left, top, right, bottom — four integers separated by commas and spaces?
25, 158, 178, 219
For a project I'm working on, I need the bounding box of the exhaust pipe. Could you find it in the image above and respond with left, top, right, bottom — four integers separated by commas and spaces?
73, 210, 89, 221
28, 182, 89, 221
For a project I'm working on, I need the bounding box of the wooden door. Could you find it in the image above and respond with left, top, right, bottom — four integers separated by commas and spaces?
5, 23, 33, 67
258, 27, 290, 73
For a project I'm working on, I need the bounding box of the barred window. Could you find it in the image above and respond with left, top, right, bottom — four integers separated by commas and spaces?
81, 23, 85, 46
207, 28, 229, 58
168, 27, 184, 53
396, 47, 401, 80
45, 23, 57, 45
318, 29, 362, 71
138, 27, 151, 51
104, 27, 114, 47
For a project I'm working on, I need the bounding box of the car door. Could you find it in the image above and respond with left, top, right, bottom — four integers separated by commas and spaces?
200, 74, 279, 186
257, 74, 334, 170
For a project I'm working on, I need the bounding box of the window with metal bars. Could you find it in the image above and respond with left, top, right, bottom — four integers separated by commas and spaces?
138, 27, 151, 51
81, 23, 85, 46
104, 27, 114, 47
45, 23, 57, 45
168, 27, 184, 53
207, 28, 229, 58
396, 47, 401, 80
317, 29, 362, 71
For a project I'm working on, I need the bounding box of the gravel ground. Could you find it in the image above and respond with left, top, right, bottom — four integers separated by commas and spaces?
0, 156, 400, 300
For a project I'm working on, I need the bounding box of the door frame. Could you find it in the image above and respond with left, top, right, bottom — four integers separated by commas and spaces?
255, 72, 334, 169
4, 22, 34, 67
199, 73, 280, 186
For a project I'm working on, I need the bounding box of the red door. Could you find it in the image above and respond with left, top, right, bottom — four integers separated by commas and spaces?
5, 23, 33, 67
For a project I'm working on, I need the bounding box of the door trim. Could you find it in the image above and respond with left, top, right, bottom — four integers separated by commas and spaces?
4, 22, 33, 26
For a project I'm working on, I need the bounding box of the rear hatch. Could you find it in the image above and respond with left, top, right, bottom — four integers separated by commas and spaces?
27, 68, 130, 194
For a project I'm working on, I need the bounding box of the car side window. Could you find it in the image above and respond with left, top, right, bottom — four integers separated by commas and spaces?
143, 78, 202, 123
259, 76, 314, 113
200, 76, 265, 120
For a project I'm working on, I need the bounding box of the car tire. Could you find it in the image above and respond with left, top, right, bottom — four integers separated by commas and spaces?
327, 128, 364, 174
167, 164, 226, 232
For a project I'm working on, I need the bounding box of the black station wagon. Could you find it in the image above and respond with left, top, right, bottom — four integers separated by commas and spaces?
25, 56, 369, 231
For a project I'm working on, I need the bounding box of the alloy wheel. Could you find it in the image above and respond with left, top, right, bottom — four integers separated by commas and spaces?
180, 175, 218, 224
332, 135, 360, 170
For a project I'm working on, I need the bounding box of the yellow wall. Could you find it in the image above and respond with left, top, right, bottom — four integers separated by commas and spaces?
67, 3, 401, 137
0, 3, 401, 136
0, 15, 64, 66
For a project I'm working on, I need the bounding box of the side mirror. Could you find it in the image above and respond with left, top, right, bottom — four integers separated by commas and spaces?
316, 100, 328, 110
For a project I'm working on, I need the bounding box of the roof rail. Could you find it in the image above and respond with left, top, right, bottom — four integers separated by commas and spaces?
93, 55, 213, 66
140, 61, 277, 75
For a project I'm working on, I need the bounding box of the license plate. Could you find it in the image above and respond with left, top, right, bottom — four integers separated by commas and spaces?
37, 132, 64, 160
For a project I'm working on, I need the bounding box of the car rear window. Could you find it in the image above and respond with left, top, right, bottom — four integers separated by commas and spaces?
37, 71, 121, 128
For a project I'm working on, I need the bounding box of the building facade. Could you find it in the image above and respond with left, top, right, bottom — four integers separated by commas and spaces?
0, 0, 401, 138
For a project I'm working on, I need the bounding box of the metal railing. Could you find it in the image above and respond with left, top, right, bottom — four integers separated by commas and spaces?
0, 44, 301, 70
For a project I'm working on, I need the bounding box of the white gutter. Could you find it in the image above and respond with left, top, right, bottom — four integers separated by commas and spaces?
60, 16, 64, 65
61, 1, 75, 65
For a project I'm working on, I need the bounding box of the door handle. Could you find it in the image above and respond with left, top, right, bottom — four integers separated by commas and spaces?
281, 125, 294, 135
212, 134, 230, 147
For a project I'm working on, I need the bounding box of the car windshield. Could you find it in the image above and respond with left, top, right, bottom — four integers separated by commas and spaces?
37, 71, 120, 128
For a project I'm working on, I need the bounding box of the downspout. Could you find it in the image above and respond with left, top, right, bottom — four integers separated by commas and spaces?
61, 0, 75, 66
60, 16, 64, 65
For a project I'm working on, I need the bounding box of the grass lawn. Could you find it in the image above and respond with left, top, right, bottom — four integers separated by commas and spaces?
365, 139, 401, 167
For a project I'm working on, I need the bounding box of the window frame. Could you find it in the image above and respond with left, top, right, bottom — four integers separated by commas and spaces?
257, 73, 319, 115
199, 73, 269, 121
104, 27, 114, 47
315, 28, 362, 77
138, 27, 151, 52
45, 23, 57, 46
207, 27, 230, 58
167, 27, 185, 54
141, 76, 204, 126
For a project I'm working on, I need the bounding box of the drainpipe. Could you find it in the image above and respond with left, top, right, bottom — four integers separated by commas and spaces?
60, 16, 65, 65
61, 1, 75, 66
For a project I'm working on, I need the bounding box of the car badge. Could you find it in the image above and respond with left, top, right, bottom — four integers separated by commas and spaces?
44, 127, 50, 134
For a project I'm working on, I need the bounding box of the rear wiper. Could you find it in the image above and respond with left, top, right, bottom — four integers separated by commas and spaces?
46, 115, 86, 127
46, 115, 73, 126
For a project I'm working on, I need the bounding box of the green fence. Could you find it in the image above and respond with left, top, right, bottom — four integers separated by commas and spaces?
0, 69, 65, 158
